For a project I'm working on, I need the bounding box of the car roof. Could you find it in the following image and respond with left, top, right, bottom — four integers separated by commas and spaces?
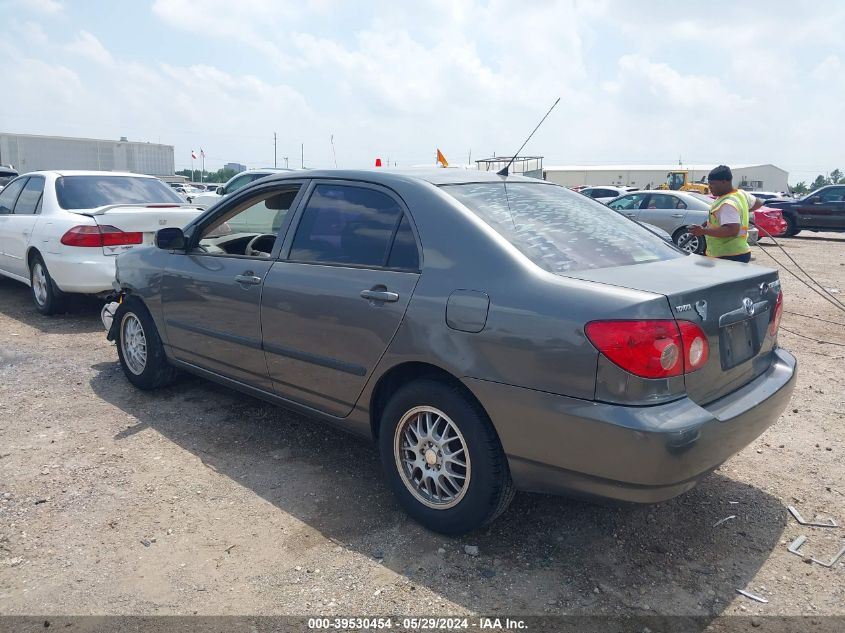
257, 167, 548, 187
22, 170, 159, 178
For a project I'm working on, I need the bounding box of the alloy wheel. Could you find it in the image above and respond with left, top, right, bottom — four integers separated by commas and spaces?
394, 406, 471, 510
31, 262, 48, 306
120, 313, 148, 376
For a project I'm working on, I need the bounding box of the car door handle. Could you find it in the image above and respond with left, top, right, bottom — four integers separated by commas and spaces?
625, 213, 636, 218
360, 289, 399, 302
671, 213, 685, 218
234, 273, 262, 285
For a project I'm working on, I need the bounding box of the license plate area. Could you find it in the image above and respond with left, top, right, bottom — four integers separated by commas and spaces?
720, 318, 757, 369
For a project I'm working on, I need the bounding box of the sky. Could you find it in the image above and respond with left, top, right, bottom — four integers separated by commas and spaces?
0, 0, 843, 184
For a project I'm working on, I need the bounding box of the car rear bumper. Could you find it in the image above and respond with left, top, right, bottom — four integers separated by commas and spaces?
44, 250, 115, 294
466, 347, 797, 503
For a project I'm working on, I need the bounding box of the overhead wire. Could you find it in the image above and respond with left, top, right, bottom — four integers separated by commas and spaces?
753, 223, 845, 314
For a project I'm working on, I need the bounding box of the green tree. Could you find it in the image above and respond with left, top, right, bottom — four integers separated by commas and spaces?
792, 181, 808, 194
830, 168, 844, 184
810, 175, 828, 191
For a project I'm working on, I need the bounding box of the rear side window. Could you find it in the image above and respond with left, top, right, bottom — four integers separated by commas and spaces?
289, 184, 407, 267
13, 176, 45, 215
0, 177, 28, 214
646, 194, 682, 210
442, 182, 682, 274
387, 215, 420, 270
55, 176, 184, 209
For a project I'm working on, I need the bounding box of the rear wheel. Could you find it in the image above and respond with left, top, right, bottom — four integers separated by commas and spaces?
115, 298, 178, 390
783, 215, 801, 237
378, 379, 514, 534
672, 227, 705, 254
29, 254, 66, 315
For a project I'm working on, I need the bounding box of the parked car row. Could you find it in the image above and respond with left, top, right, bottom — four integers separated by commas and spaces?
96, 168, 795, 534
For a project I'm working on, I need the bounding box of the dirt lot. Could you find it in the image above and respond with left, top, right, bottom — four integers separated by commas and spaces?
1, 234, 843, 623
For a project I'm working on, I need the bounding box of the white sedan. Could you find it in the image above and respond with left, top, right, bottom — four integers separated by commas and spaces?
0, 170, 203, 314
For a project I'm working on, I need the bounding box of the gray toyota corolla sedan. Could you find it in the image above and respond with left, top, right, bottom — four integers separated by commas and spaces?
105, 169, 796, 534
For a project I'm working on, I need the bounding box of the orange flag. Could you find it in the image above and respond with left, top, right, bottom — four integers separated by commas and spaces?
436, 149, 449, 168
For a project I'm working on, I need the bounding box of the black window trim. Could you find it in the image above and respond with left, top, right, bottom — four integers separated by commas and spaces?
0, 176, 30, 215
280, 178, 422, 273
186, 179, 309, 261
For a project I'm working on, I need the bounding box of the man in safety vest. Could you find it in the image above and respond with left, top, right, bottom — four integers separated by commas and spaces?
690, 165, 762, 263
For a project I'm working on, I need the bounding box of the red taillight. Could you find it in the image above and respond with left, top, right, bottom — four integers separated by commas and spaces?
769, 290, 783, 338
585, 320, 710, 379
60, 225, 143, 248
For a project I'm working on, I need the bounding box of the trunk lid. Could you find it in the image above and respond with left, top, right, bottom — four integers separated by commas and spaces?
70, 204, 203, 255
566, 255, 781, 405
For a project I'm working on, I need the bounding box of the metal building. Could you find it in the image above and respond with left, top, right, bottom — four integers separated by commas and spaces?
0, 133, 175, 176
542, 163, 789, 192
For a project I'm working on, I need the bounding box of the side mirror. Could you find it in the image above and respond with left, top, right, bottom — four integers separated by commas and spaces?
155, 227, 186, 251
216, 186, 225, 195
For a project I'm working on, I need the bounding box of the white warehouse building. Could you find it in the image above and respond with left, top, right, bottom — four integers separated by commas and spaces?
543, 163, 789, 192
0, 133, 175, 176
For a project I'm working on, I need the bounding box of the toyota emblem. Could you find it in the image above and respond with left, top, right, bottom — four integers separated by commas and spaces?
742, 297, 755, 316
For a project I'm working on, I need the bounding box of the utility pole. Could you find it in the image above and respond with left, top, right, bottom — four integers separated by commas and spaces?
274, 132, 277, 168
301, 143, 304, 169
283, 156, 289, 168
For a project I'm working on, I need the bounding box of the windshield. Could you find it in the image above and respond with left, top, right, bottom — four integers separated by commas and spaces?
55, 176, 184, 210
441, 182, 683, 274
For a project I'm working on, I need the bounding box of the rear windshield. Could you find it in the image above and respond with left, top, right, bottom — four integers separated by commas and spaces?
55, 176, 184, 210
441, 182, 683, 273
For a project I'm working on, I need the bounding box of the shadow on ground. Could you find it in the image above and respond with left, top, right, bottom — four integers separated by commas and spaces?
0, 277, 104, 334
88, 359, 787, 621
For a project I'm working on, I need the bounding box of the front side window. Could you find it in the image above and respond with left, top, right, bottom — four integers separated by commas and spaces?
195, 187, 300, 257
0, 177, 28, 214
289, 184, 406, 267
442, 182, 682, 274
14, 176, 45, 215
55, 176, 183, 209
608, 193, 647, 210
819, 187, 845, 203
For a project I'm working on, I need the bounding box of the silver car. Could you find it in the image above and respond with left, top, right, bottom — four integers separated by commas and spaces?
106, 169, 795, 534
607, 190, 758, 254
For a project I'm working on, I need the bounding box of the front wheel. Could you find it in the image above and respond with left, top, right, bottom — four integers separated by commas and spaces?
115, 299, 178, 390
673, 227, 706, 254
378, 379, 514, 534
783, 215, 801, 237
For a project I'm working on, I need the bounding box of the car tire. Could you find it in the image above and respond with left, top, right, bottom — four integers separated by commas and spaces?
672, 227, 706, 254
115, 298, 178, 390
378, 379, 514, 534
783, 215, 801, 237
29, 253, 66, 316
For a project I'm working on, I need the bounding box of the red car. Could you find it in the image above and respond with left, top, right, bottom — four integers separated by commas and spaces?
753, 206, 788, 238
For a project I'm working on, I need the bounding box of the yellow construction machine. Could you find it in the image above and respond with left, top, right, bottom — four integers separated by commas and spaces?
656, 170, 710, 194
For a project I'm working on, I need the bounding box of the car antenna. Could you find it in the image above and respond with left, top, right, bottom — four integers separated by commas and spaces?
497, 97, 560, 177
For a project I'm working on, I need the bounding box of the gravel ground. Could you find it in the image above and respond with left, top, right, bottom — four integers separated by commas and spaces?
0, 233, 843, 621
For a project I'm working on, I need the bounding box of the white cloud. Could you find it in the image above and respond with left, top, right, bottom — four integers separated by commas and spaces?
812, 55, 841, 81
617, 54, 749, 111
66, 31, 114, 66
2, 1, 845, 178
11, 20, 49, 46
14, 0, 63, 14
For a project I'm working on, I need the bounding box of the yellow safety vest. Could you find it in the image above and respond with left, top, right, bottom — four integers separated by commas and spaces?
706, 190, 750, 257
